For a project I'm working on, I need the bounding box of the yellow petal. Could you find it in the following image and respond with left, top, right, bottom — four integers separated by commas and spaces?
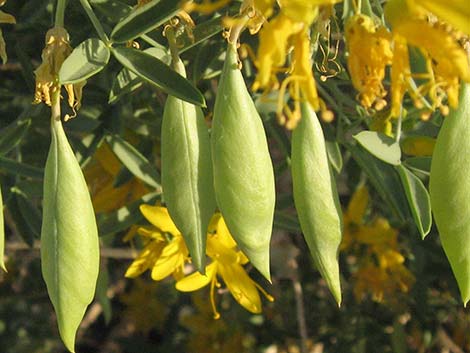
401, 136, 436, 156
411, 0, 470, 35
0, 10, 15, 24
346, 185, 369, 225
140, 205, 181, 235
151, 237, 188, 281
125, 241, 165, 278
176, 262, 218, 292
219, 262, 262, 313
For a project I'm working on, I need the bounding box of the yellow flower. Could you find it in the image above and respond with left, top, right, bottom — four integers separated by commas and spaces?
409, 0, 470, 35
345, 14, 393, 110
0, 0, 15, 64
252, 1, 340, 128
176, 214, 273, 319
33, 27, 86, 114
125, 206, 189, 280
385, 0, 470, 117
341, 185, 415, 303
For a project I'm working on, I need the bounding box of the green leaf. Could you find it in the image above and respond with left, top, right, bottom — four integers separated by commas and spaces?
41, 117, 100, 352
0, 184, 5, 272
110, 0, 179, 43
109, 46, 170, 104
7, 194, 35, 247
0, 118, 31, 155
178, 16, 223, 54
105, 134, 162, 191
347, 143, 410, 222
12, 188, 42, 239
95, 264, 112, 325
111, 47, 206, 107
429, 83, 470, 305
353, 131, 401, 165
98, 192, 160, 236
59, 38, 110, 84
273, 211, 301, 233
397, 165, 432, 239
326, 140, 343, 173
403, 156, 431, 176
0, 156, 44, 179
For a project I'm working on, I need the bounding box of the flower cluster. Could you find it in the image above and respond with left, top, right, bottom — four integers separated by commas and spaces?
125, 205, 273, 318
346, 0, 470, 124
341, 185, 415, 303
187, 0, 469, 129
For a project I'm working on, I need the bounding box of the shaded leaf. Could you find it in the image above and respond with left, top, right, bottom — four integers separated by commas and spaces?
0, 118, 31, 155
0, 156, 44, 179
105, 134, 161, 191
110, 0, 179, 43
0, 184, 5, 271
98, 192, 160, 236
397, 165, 432, 239
347, 143, 410, 222
59, 38, 110, 84
112, 47, 205, 107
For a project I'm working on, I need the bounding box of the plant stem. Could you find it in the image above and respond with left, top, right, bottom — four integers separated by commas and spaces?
79, 0, 110, 44
55, 0, 67, 27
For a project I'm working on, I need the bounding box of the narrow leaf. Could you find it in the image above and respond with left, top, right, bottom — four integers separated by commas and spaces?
105, 134, 161, 190
397, 165, 432, 239
112, 47, 206, 107
59, 38, 110, 84
41, 117, 100, 352
353, 131, 401, 165
0, 156, 44, 179
110, 0, 179, 43
109, 46, 170, 104
0, 184, 5, 271
403, 156, 431, 176
98, 192, 160, 236
178, 16, 223, 54
347, 143, 411, 222
0, 118, 31, 155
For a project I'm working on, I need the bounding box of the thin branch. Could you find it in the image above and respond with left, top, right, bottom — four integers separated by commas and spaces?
5, 241, 136, 259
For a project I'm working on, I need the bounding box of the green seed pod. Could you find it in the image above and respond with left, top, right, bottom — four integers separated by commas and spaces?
41, 115, 100, 352
291, 102, 342, 305
430, 83, 470, 306
161, 57, 216, 271
211, 43, 275, 280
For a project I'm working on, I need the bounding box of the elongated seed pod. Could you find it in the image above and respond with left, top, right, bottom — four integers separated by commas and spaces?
291, 102, 342, 305
41, 113, 99, 352
211, 43, 275, 280
162, 57, 216, 271
430, 83, 470, 306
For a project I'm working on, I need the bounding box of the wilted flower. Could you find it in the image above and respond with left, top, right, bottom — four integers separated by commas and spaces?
385, 0, 470, 117
33, 27, 86, 114
0, 0, 15, 64
345, 14, 393, 111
